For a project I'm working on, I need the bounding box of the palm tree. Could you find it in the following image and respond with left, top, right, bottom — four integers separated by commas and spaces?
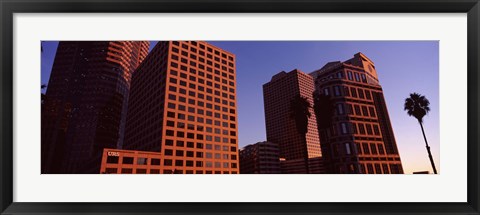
313, 90, 335, 173
313, 91, 335, 130
404, 92, 437, 174
290, 95, 311, 173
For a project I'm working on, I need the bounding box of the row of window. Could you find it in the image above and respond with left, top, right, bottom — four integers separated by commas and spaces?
319, 69, 369, 84
323, 85, 374, 102
336, 122, 381, 136
167, 92, 235, 109
106, 156, 238, 168
166, 111, 236, 127
170, 52, 234, 73
105, 167, 238, 174
164, 139, 237, 151
361, 163, 402, 174
166, 120, 236, 135
168, 74, 235, 99
331, 142, 388, 157
171, 41, 234, 62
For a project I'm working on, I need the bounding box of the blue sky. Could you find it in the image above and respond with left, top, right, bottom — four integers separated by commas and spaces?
42, 41, 439, 174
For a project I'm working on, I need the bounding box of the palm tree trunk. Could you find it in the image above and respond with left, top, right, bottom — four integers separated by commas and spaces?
419, 121, 437, 174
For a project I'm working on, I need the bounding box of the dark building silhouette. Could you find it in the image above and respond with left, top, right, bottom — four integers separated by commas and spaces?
122, 41, 239, 174
239, 141, 281, 174
41, 41, 149, 173
263, 69, 323, 173
310, 52, 403, 174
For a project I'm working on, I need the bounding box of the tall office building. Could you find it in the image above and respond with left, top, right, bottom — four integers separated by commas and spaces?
239, 141, 281, 174
41, 41, 150, 173
263, 69, 322, 173
310, 52, 403, 174
123, 41, 239, 174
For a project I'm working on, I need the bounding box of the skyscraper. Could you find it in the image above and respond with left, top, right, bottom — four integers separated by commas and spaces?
263, 69, 322, 173
123, 41, 239, 174
41, 41, 150, 173
310, 52, 403, 174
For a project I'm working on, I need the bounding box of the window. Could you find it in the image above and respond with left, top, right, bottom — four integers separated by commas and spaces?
151, 158, 161, 165
336, 72, 343, 78
355, 143, 361, 154
366, 124, 373, 135
373, 124, 380, 135
375, 164, 382, 174
358, 124, 366, 134
358, 89, 365, 99
164, 149, 173, 156
122, 157, 134, 164
105, 168, 117, 174
350, 88, 357, 97
136, 169, 147, 174
354, 73, 360, 82
206, 162, 213, 167
361, 74, 367, 83
340, 123, 348, 134
365, 90, 371, 100
334, 86, 341, 96
362, 106, 369, 117
382, 164, 390, 174
378, 144, 385, 154
121, 168, 132, 174
369, 107, 376, 117
345, 143, 351, 155
370, 143, 378, 154
347, 71, 353, 80
137, 157, 148, 165
354, 105, 361, 115
337, 103, 344, 115
107, 156, 119, 164
362, 143, 370, 154
323, 87, 329, 95
367, 164, 374, 174
176, 150, 184, 156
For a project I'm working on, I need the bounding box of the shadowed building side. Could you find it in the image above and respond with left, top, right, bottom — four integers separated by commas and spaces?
239, 141, 281, 174
263, 69, 323, 174
41, 41, 149, 174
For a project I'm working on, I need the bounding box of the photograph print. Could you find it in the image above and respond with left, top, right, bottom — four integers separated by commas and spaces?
41, 41, 439, 175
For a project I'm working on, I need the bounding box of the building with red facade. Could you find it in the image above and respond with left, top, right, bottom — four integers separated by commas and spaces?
123, 41, 239, 174
263, 69, 323, 174
310, 52, 403, 174
42, 41, 149, 174
239, 141, 281, 174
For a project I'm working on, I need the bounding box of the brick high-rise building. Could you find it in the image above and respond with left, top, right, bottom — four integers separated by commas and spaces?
310, 52, 403, 174
123, 41, 239, 174
263, 69, 322, 173
239, 141, 281, 174
41, 41, 150, 174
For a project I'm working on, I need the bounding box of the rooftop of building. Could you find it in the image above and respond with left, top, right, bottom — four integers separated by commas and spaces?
309, 52, 373, 76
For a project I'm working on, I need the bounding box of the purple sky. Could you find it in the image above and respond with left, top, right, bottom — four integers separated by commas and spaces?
41, 41, 439, 174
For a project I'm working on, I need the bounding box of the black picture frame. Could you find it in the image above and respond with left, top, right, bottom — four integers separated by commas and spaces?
1, 0, 479, 214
